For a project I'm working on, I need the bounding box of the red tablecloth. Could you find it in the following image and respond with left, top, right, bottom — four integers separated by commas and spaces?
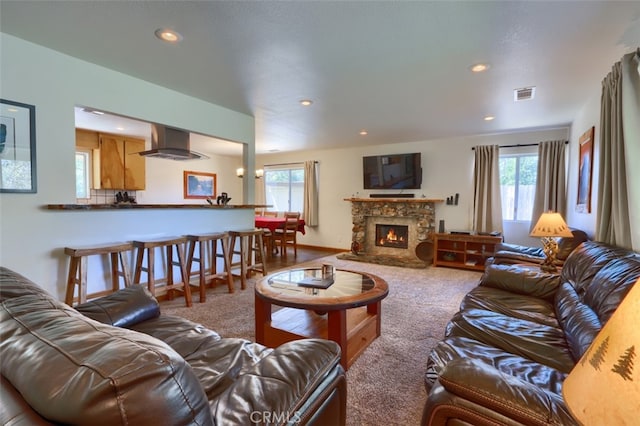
255, 216, 306, 234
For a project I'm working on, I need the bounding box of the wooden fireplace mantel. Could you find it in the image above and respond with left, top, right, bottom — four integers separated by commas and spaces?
344, 198, 444, 203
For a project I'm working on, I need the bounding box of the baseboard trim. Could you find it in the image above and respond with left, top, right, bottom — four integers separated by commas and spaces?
297, 244, 347, 253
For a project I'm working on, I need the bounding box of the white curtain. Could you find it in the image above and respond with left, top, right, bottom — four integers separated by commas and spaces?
472, 145, 503, 233
531, 140, 567, 229
303, 161, 319, 226
595, 49, 639, 249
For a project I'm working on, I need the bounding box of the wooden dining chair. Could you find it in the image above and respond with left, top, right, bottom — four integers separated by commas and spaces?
273, 211, 300, 258
262, 210, 278, 217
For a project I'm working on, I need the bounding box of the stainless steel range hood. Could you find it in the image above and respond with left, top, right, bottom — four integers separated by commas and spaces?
138, 124, 209, 160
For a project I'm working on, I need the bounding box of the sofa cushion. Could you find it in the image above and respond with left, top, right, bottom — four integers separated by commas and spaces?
554, 282, 601, 362
556, 229, 588, 260
479, 264, 561, 301
1, 292, 213, 425
75, 285, 160, 327
131, 315, 273, 399
212, 339, 343, 424
461, 286, 558, 327
560, 241, 626, 294
445, 309, 575, 373
0, 267, 65, 304
582, 256, 640, 323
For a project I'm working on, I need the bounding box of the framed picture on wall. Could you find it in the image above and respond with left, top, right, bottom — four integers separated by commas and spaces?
0, 99, 37, 193
183, 170, 216, 199
576, 126, 594, 213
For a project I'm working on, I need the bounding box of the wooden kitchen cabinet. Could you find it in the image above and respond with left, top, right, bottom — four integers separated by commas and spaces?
97, 134, 146, 190
123, 138, 145, 190
433, 233, 502, 271
75, 129, 146, 190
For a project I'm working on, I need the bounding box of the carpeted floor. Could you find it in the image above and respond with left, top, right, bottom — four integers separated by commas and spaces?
162, 254, 482, 426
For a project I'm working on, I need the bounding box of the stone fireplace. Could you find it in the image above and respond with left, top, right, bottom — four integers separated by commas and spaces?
338, 198, 442, 268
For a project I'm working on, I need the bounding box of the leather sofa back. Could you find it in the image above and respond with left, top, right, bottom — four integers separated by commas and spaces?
0, 267, 213, 425
556, 242, 640, 361
556, 229, 589, 261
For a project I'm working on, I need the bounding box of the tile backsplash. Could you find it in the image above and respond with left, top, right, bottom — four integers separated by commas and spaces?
77, 189, 137, 205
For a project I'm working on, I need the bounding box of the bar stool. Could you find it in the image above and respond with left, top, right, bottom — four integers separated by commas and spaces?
228, 229, 268, 290
132, 236, 192, 307
64, 242, 133, 306
185, 232, 234, 302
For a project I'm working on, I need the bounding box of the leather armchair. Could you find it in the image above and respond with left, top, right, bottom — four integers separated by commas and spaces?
489, 228, 588, 267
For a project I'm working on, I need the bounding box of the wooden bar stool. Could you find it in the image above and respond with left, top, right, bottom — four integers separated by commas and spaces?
132, 236, 192, 307
185, 232, 234, 302
228, 229, 268, 290
64, 242, 132, 306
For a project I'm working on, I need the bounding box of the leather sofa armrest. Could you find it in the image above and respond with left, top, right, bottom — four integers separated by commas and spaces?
424, 358, 575, 426
479, 264, 560, 300
75, 285, 160, 327
494, 243, 544, 258
490, 250, 544, 265
212, 339, 346, 425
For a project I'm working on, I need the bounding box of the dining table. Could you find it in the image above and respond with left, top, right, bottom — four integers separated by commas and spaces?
254, 216, 306, 234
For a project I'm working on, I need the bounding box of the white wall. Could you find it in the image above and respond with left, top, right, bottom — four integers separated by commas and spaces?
0, 33, 255, 299
140, 153, 242, 205
566, 88, 601, 239
257, 127, 570, 250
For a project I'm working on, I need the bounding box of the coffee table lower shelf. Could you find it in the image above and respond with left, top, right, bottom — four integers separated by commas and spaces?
259, 305, 380, 370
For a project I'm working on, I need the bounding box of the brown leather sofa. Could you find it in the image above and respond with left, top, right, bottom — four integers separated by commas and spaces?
423, 241, 640, 425
488, 228, 589, 267
0, 267, 346, 425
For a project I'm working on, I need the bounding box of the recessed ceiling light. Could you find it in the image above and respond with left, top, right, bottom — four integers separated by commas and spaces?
154, 28, 183, 43
300, 99, 313, 106
359, 130, 368, 136
470, 63, 490, 73
484, 115, 495, 121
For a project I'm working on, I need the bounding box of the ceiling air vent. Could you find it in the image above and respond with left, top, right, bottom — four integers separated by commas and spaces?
514, 86, 536, 102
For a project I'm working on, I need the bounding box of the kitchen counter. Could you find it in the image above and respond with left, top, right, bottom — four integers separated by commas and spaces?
45, 204, 270, 210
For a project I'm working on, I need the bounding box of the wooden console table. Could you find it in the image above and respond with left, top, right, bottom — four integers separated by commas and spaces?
433, 233, 502, 271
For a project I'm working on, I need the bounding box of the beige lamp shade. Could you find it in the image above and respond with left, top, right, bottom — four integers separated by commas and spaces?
529, 211, 574, 237
563, 278, 640, 424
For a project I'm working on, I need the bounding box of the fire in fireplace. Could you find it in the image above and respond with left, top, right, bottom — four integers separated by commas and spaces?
375, 224, 409, 249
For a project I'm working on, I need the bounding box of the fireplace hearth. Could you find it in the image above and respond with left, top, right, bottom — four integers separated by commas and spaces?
375, 224, 409, 249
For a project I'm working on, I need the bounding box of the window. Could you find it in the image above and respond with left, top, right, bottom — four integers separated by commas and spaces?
75, 150, 91, 199
499, 154, 538, 221
264, 165, 304, 213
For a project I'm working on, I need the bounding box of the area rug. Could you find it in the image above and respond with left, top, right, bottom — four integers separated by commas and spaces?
162, 254, 482, 426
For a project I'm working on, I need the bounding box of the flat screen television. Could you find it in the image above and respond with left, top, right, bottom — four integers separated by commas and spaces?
363, 153, 422, 189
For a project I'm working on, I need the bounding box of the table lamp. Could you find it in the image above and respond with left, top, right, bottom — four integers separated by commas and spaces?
563, 278, 640, 424
529, 211, 573, 272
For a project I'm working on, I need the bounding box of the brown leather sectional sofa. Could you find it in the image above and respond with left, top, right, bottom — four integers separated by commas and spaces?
0, 267, 346, 425
423, 241, 640, 425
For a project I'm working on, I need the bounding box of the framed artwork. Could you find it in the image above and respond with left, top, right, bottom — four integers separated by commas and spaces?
576, 126, 594, 213
183, 170, 216, 199
0, 99, 37, 193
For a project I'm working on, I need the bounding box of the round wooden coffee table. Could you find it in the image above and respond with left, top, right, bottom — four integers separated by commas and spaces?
255, 267, 388, 370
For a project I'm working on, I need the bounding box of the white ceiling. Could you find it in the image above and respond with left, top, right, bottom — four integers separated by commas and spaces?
2, 1, 639, 155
